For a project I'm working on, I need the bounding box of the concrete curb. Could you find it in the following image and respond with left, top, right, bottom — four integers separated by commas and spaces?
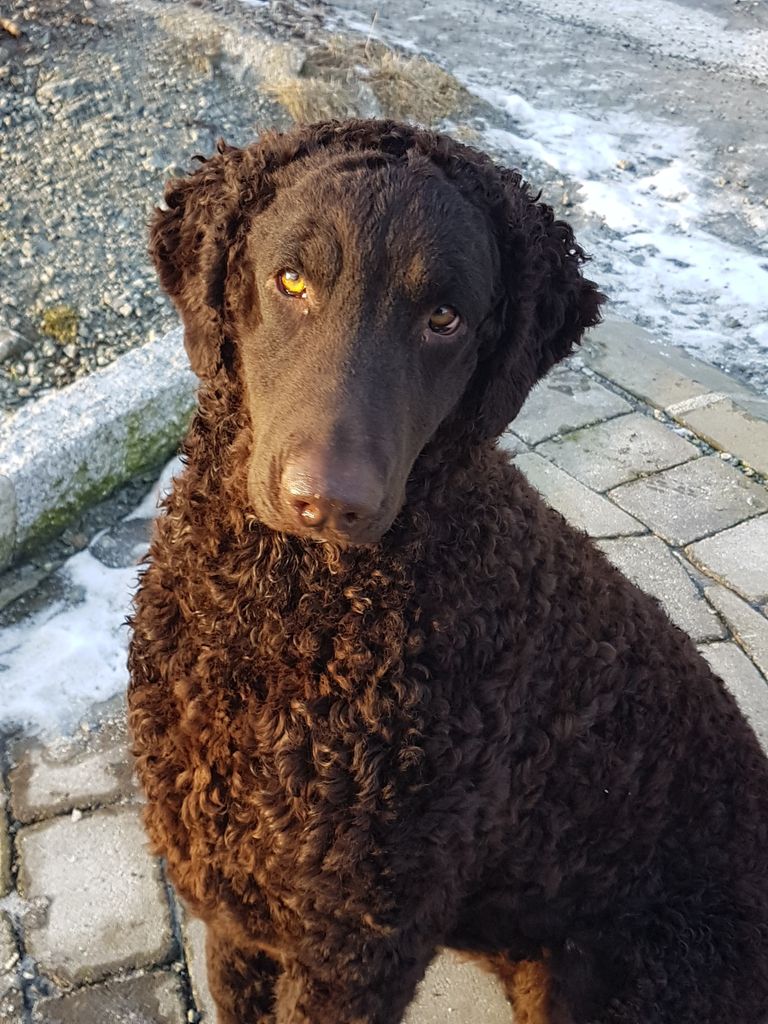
0, 327, 195, 571
0, 316, 766, 573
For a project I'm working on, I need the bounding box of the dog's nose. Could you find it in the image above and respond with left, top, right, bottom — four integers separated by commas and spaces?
281, 455, 384, 537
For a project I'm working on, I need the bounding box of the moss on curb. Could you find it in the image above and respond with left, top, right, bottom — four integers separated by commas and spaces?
18, 399, 195, 559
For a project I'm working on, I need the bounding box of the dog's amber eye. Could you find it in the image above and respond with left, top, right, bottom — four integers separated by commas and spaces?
428, 305, 461, 335
277, 269, 307, 297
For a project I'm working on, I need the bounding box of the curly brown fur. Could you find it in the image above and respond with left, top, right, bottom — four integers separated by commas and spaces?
129, 119, 768, 1023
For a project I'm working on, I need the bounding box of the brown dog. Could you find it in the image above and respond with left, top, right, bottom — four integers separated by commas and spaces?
129, 120, 768, 1023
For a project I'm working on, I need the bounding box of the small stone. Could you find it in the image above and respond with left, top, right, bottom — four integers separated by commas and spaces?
70, 808, 83, 822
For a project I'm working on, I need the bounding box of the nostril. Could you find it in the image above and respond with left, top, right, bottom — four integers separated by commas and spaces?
342, 509, 359, 526
292, 498, 326, 527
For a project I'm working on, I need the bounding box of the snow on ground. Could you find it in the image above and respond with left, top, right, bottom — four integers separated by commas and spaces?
474, 88, 768, 389
0, 461, 180, 737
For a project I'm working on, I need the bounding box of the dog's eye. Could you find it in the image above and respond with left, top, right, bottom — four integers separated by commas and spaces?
276, 269, 307, 298
428, 305, 461, 335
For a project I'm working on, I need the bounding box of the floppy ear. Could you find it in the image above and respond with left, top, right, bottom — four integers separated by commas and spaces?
149, 141, 281, 379
470, 171, 605, 439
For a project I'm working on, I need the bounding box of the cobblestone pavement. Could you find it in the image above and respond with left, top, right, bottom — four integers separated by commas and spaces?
1, 318, 767, 1022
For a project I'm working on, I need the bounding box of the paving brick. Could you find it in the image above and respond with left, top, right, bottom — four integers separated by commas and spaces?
181, 913, 215, 1023
698, 642, 768, 751
537, 413, 698, 492
89, 517, 153, 569
510, 365, 631, 445
10, 718, 134, 824
515, 453, 645, 538
609, 457, 768, 546
32, 971, 186, 1024
581, 317, 756, 412
404, 949, 513, 1024
0, 912, 23, 1024
17, 806, 173, 986
704, 584, 768, 678
597, 537, 725, 643
671, 398, 768, 477
497, 432, 528, 457
687, 515, 768, 604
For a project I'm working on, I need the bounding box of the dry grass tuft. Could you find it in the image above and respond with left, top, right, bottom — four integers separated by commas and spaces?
260, 36, 471, 127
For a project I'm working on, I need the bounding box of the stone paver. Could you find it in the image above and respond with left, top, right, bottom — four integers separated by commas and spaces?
10, 718, 134, 824
699, 642, 768, 751
704, 584, 768, 679
497, 432, 529, 457
672, 398, 768, 477
582, 317, 756, 413
609, 457, 768, 546
0, 913, 23, 1024
687, 515, 768, 604
515, 452, 645, 538
181, 913, 215, 1023
89, 518, 153, 570
537, 413, 698, 492
32, 971, 186, 1024
597, 537, 725, 642
511, 365, 631, 445
405, 950, 513, 1024
16, 806, 174, 987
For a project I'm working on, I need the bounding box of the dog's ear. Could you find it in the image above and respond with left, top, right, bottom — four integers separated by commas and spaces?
469, 170, 605, 438
150, 141, 278, 379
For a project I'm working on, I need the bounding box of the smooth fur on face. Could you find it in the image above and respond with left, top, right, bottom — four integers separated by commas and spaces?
150, 120, 603, 545
230, 151, 498, 544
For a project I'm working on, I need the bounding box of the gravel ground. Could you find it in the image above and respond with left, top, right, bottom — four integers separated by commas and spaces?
0, 0, 325, 410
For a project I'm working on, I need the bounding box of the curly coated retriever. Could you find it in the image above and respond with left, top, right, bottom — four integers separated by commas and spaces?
128, 119, 768, 1023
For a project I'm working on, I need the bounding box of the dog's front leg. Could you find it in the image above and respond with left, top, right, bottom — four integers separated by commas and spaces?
273, 933, 437, 1024
205, 920, 281, 1024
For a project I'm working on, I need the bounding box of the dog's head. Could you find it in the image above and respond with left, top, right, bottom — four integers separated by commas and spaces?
151, 120, 603, 545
